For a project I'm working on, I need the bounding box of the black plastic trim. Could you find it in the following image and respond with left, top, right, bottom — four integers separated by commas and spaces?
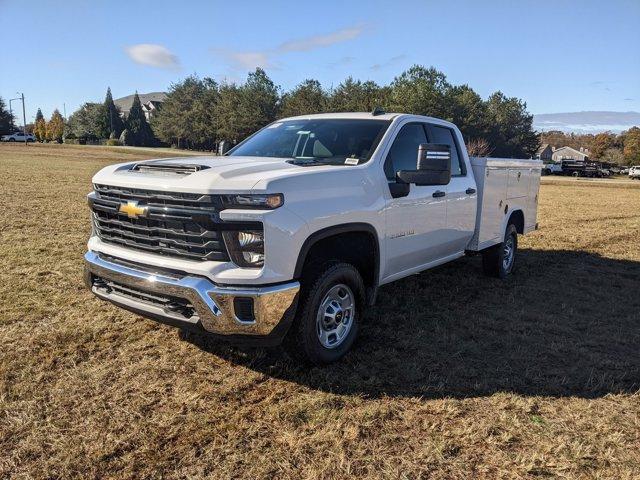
293, 222, 380, 286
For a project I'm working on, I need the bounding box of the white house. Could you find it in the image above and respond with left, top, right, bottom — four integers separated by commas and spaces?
552, 146, 590, 162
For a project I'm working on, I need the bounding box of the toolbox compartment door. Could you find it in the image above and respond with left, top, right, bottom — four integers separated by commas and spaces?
507, 168, 531, 199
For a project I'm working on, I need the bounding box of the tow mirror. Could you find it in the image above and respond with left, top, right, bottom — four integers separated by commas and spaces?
396, 143, 452, 186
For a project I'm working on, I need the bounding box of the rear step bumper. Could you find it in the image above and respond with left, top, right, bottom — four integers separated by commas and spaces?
84, 251, 300, 344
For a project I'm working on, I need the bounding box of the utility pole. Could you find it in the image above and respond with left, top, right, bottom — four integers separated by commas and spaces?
19, 93, 27, 146
63, 102, 67, 120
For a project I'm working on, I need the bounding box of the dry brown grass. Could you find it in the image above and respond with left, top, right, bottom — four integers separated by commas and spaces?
1, 143, 639, 479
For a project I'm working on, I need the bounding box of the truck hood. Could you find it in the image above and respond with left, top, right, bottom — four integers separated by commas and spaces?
92, 155, 341, 193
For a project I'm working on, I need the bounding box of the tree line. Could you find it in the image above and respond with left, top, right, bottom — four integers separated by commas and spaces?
6, 65, 537, 156
8, 64, 639, 163
152, 66, 540, 158
540, 129, 640, 166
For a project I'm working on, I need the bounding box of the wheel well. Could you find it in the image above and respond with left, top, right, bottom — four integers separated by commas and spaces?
296, 228, 379, 292
508, 210, 525, 234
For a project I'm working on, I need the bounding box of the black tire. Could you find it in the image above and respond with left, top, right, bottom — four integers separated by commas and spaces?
482, 224, 518, 278
284, 262, 365, 365
572, 171, 580, 177
8, 138, 15, 142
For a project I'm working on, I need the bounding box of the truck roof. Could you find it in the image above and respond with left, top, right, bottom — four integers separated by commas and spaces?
279, 112, 457, 128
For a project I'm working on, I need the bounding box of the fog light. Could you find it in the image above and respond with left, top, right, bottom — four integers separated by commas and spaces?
238, 231, 263, 247
223, 230, 265, 268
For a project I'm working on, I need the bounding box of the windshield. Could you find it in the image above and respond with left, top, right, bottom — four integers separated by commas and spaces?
228, 119, 391, 165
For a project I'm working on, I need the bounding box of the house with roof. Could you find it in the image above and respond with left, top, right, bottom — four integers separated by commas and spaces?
141, 100, 163, 120
536, 143, 554, 162
552, 146, 589, 162
114, 92, 167, 121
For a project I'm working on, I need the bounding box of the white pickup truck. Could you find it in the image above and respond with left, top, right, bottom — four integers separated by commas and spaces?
85, 112, 541, 364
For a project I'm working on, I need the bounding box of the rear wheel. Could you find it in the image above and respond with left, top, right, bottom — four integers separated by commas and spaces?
284, 262, 365, 365
482, 224, 518, 278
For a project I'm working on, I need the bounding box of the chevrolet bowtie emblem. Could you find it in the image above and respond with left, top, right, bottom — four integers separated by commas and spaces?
118, 201, 148, 219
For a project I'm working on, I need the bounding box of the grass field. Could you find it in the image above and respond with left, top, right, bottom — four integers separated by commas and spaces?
1, 143, 639, 479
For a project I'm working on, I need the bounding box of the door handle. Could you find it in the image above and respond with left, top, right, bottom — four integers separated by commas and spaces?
466, 187, 476, 194
432, 190, 446, 198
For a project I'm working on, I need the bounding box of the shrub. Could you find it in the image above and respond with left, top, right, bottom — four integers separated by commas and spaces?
105, 139, 122, 146
119, 128, 133, 146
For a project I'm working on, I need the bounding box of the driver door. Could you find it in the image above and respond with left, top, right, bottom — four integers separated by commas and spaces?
383, 122, 450, 279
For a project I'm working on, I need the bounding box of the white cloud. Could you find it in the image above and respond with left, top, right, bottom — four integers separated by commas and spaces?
277, 25, 365, 52
213, 24, 366, 72
213, 49, 275, 71
125, 44, 180, 69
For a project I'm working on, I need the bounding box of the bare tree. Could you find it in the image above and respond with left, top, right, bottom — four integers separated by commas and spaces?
466, 138, 492, 157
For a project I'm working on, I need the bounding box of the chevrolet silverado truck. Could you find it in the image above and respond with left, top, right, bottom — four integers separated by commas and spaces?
84, 112, 541, 364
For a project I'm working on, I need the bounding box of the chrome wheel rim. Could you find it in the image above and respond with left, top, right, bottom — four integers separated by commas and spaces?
502, 235, 515, 272
316, 284, 355, 349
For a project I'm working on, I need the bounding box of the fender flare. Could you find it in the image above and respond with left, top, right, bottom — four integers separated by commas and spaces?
501, 208, 525, 236
293, 222, 381, 286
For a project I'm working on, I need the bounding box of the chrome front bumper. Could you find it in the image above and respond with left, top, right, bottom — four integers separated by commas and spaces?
84, 251, 300, 340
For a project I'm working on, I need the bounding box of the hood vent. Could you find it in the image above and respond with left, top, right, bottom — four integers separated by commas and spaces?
130, 163, 210, 175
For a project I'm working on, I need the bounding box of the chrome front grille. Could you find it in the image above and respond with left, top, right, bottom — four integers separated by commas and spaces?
90, 184, 230, 262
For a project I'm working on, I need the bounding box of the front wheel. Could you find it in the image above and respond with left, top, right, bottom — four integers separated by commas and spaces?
284, 262, 365, 365
482, 224, 518, 278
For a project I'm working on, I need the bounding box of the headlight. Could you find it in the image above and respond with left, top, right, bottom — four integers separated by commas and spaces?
223, 230, 264, 268
220, 193, 283, 209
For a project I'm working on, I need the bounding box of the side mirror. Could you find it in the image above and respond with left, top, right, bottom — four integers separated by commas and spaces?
397, 143, 452, 186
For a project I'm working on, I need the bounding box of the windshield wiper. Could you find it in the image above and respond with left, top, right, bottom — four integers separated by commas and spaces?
288, 158, 326, 166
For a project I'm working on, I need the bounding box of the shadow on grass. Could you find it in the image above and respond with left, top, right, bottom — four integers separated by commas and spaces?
183, 249, 640, 399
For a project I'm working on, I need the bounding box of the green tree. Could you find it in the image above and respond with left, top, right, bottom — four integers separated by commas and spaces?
388, 66, 451, 118
0, 97, 14, 135
101, 87, 124, 138
67, 103, 106, 139
280, 79, 328, 118
242, 68, 279, 133
152, 75, 218, 149
215, 83, 246, 143
215, 68, 279, 143
125, 92, 156, 146
486, 92, 539, 158
623, 127, 640, 165
328, 78, 389, 112
446, 85, 490, 143
46, 109, 65, 142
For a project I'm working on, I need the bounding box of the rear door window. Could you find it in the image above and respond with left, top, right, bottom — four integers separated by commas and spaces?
426, 124, 465, 176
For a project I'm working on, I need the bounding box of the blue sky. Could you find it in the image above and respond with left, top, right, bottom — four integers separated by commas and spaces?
1, 0, 638, 125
